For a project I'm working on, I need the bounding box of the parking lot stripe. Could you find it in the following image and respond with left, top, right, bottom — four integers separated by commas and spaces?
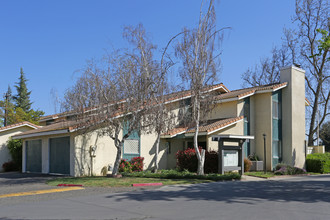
0, 187, 84, 198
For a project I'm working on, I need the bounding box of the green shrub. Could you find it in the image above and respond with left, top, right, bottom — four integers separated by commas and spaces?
275, 163, 287, 171
248, 153, 259, 161
306, 153, 330, 173
6, 138, 22, 170
122, 169, 241, 181
2, 161, 19, 172
274, 163, 306, 175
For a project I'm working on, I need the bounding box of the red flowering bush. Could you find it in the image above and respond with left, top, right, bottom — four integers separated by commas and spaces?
119, 157, 144, 173
176, 148, 218, 174
131, 157, 144, 172
176, 148, 198, 172
119, 159, 132, 173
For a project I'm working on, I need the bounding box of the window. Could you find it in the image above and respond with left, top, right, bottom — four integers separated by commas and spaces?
166, 142, 171, 154
272, 91, 282, 168
178, 98, 192, 125
46, 119, 55, 125
123, 120, 140, 160
243, 98, 250, 157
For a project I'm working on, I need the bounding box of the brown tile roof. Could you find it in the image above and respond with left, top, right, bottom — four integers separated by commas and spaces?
162, 126, 189, 137
214, 82, 288, 101
0, 121, 40, 133
162, 116, 243, 137
163, 83, 229, 102
186, 116, 244, 134
40, 83, 229, 122
12, 120, 78, 138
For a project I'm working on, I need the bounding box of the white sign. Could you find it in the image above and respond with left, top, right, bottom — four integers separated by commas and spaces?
224, 150, 238, 166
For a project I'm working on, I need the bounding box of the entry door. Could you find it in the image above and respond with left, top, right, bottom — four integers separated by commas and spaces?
26, 140, 42, 173
49, 137, 70, 175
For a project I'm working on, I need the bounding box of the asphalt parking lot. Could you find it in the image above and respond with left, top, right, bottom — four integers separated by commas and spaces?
0, 172, 58, 195
1, 174, 330, 220
0, 172, 155, 206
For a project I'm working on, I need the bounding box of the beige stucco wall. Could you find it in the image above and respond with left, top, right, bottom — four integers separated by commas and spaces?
140, 132, 168, 171
280, 66, 306, 168
0, 126, 35, 172
207, 120, 244, 151
73, 130, 118, 176
166, 138, 185, 169
206, 101, 238, 120
254, 92, 273, 170
21, 127, 167, 177
73, 127, 171, 176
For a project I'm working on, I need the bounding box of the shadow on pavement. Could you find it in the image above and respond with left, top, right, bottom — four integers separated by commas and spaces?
0, 172, 57, 185
106, 177, 330, 204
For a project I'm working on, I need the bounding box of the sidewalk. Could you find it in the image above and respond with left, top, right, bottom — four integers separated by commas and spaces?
241, 175, 268, 181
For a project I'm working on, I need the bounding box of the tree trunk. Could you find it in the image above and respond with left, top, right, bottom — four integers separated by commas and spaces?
112, 142, 122, 175
194, 97, 205, 175
154, 132, 160, 172
197, 149, 205, 175
308, 81, 321, 146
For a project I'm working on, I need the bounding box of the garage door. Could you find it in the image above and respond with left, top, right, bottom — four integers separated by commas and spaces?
49, 136, 70, 175
26, 140, 42, 173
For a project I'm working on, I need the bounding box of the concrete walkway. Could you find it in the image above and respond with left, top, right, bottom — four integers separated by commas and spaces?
241, 174, 267, 181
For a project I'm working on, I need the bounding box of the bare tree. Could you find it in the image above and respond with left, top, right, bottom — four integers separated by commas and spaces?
241, 0, 329, 146
175, 0, 226, 175
284, 0, 329, 146
123, 24, 178, 172
241, 46, 291, 87
63, 25, 159, 175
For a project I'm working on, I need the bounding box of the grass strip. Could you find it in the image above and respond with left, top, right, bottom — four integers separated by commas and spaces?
47, 170, 241, 187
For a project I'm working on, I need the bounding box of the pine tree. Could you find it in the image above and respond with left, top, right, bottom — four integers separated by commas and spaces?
13, 67, 32, 112
4, 85, 13, 126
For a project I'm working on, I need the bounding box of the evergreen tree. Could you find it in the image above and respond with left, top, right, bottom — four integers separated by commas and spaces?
0, 86, 14, 126
0, 68, 45, 126
13, 67, 32, 112
4, 85, 13, 126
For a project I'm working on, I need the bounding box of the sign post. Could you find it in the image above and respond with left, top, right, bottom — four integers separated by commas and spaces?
212, 135, 254, 175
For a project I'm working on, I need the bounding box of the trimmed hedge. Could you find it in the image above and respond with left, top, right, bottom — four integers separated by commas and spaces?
122, 169, 241, 181
306, 153, 330, 173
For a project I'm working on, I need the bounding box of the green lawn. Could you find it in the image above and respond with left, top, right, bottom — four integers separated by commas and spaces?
245, 171, 322, 178
47, 170, 241, 187
244, 172, 276, 178
47, 176, 218, 187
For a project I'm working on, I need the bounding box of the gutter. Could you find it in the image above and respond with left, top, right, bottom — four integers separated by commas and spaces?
12, 129, 70, 139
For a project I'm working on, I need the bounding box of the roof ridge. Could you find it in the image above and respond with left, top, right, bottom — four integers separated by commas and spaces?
41, 83, 227, 120
0, 121, 40, 131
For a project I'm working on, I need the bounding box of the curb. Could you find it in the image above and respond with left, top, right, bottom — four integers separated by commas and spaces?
132, 183, 163, 187
57, 184, 84, 187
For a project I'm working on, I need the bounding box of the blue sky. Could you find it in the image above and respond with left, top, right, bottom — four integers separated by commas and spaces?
0, 0, 295, 116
